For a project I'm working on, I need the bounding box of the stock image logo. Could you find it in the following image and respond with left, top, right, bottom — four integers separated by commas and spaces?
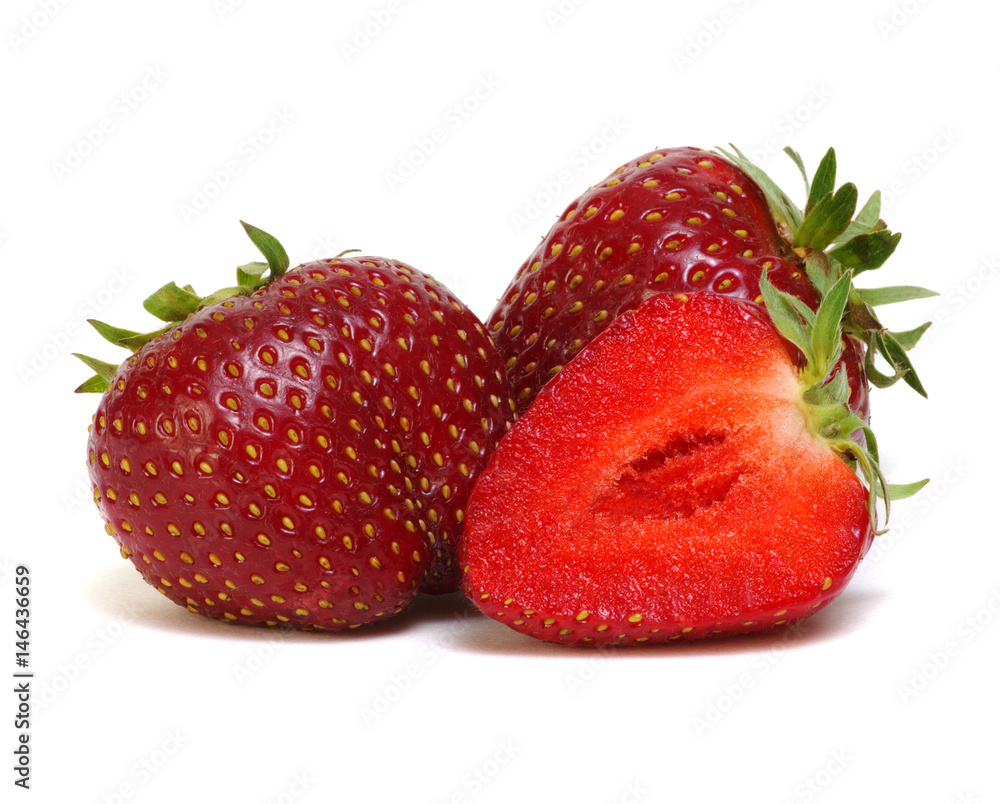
383, 75, 501, 192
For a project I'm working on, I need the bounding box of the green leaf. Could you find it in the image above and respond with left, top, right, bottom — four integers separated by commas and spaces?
236, 261, 269, 288
877, 478, 930, 500
783, 147, 810, 194
842, 429, 890, 530
716, 145, 803, 231
854, 190, 882, 230
119, 325, 173, 351
759, 270, 813, 361
789, 296, 818, 327
240, 221, 289, 279
860, 424, 880, 465
828, 230, 902, 273
864, 335, 904, 388
74, 374, 109, 394
823, 364, 852, 406
832, 190, 884, 247
805, 147, 837, 217
198, 286, 246, 308
73, 353, 119, 382
890, 321, 932, 351
879, 332, 928, 397
845, 291, 882, 334
810, 270, 852, 377
804, 251, 836, 297
88, 319, 141, 349
143, 282, 203, 322
795, 182, 858, 251
855, 285, 938, 307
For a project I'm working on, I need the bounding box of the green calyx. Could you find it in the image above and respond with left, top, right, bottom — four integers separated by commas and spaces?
716, 146, 935, 531
716, 144, 935, 401
758, 268, 927, 534
73, 221, 289, 394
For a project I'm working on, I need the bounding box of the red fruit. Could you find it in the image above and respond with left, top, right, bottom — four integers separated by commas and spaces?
462, 289, 883, 646
78, 224, 512, 629
490, 146, 923, 419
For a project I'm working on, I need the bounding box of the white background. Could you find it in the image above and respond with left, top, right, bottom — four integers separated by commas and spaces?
2, 1, 996, 802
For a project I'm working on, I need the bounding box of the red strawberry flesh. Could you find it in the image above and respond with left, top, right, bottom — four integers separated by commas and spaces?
462, 292, 872, 645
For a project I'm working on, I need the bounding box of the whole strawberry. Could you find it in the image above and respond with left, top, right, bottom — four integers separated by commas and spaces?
491, 146, 931, 417
77, 223, 512, 629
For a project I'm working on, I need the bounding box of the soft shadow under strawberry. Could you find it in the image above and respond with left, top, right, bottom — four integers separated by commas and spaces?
448, 585, 888, 659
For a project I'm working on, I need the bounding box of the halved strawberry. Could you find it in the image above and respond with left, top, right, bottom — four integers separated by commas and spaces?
461, 277, 918, 646
77, 223, 512, 629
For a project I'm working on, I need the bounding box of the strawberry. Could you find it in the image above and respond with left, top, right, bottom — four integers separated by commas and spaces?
462, 280, 924, 646
76, 223, 512, 629
490, 146, 932, 418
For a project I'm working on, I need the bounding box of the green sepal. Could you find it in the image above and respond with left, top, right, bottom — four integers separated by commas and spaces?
88, 319, 142, 349
809, 271, 852, 381
855, 285, 938, 307
828, 230, 902, 273
717, 144, 803, 231
237, 261, 269, 288
890, 321, 932, 351
783, 147, 810, 194
860, 423, 880, 466
832, 190, 883, 246
855, 190, 882, 229
88, 318, 172, 354
786, 292, 818, 327
805, 147, 837, 217
845, 290, 882, 334
804, 251, 836, 298
118, 325, 173, 351
878, 331, 928, 397
794, 182, 858, 250
823, 364, 852, 406
863, 336, 905, 389
74, 374, 110, 394
74, 221, 295, 394
73, 353, 118, 383
143, 282, 203, 323
198, 286, 247, 308
240, 221, 289, 279
759, 270, 813, 362
876, 478, 930, 500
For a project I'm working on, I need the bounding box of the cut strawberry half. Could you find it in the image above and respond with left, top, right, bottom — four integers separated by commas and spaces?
461, 283, 900, 646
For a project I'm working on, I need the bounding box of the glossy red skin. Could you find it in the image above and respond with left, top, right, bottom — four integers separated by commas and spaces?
87, 257, 512, 629
489, 147, 869, 420
462, 293, 873, 646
